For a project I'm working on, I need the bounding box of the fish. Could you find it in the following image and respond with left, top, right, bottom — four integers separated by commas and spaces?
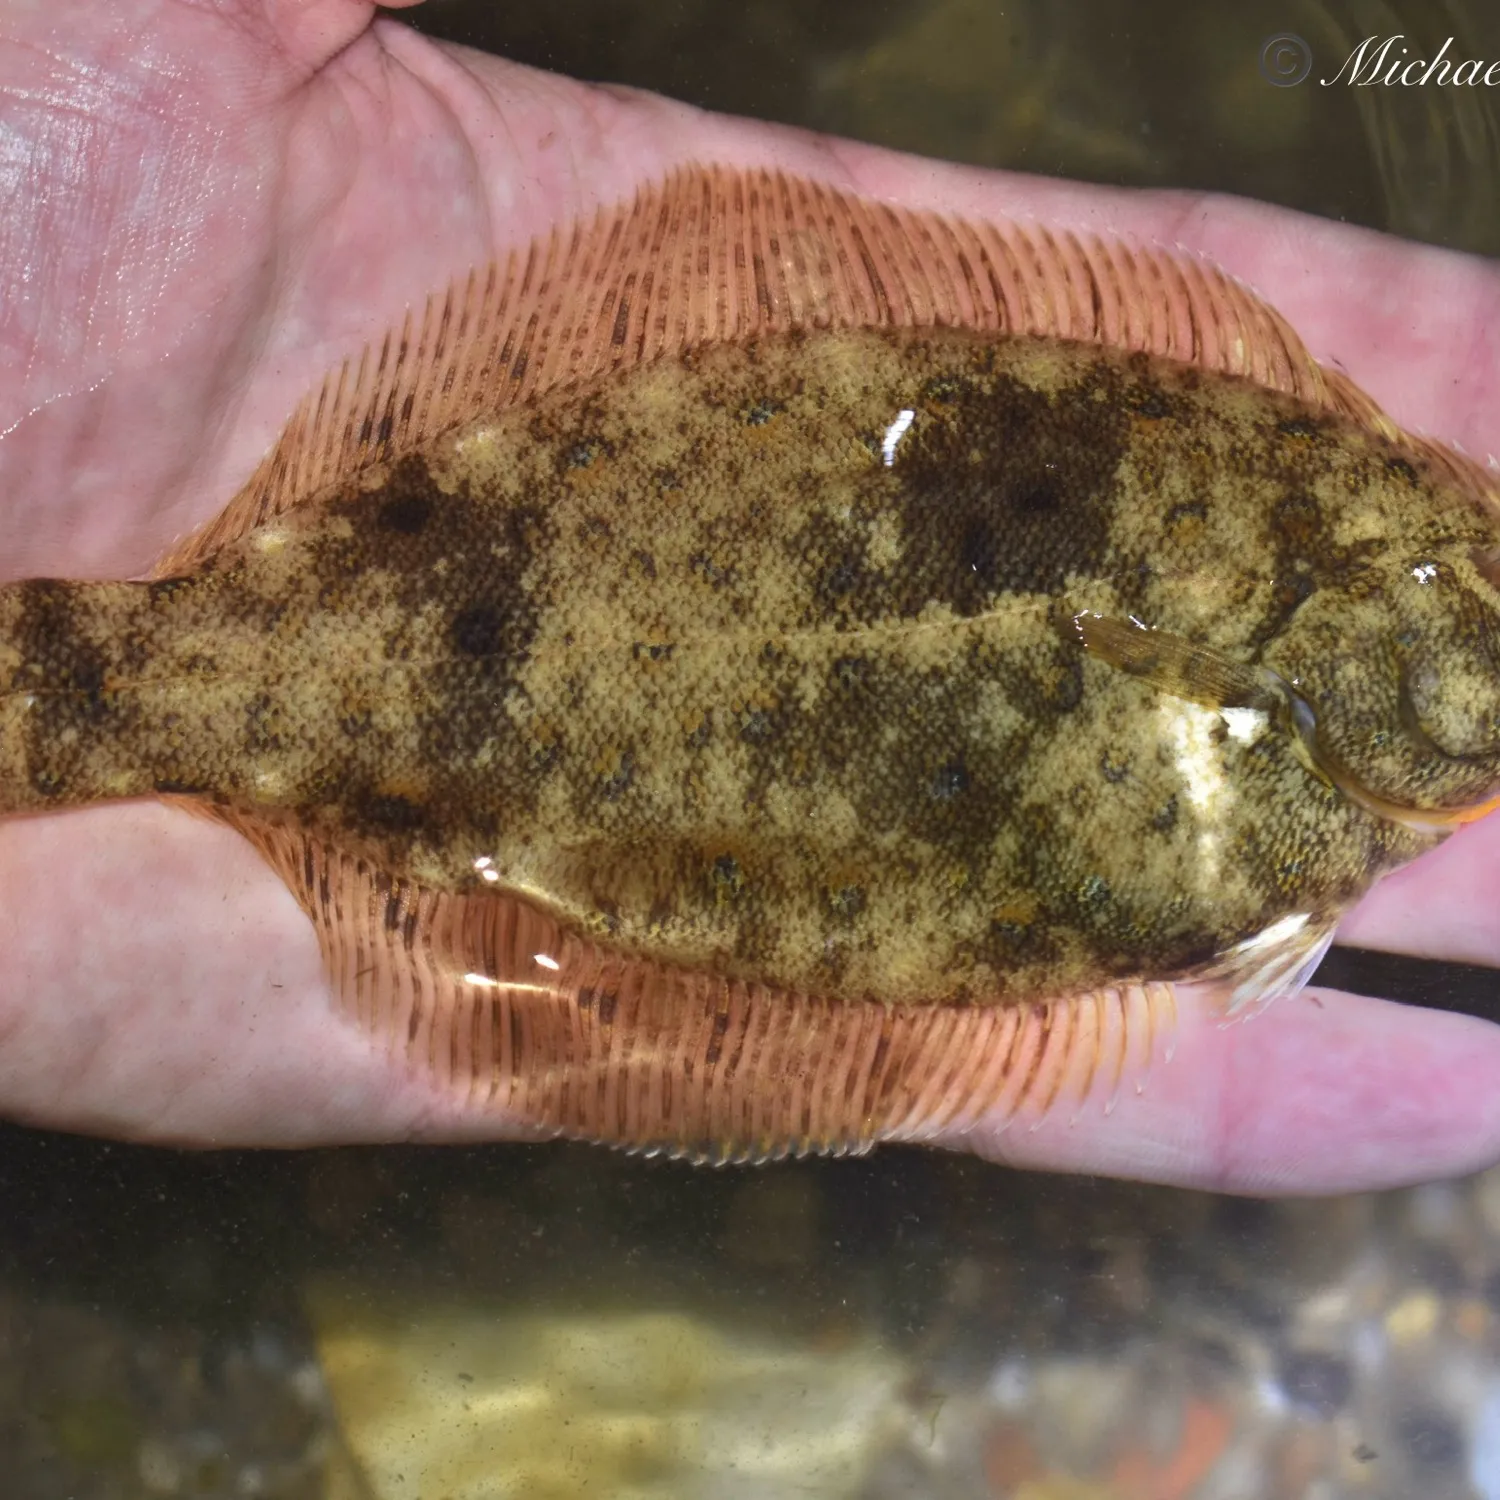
4, 165, 1500, 1162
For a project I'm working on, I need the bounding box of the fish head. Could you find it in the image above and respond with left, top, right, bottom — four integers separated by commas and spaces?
1271, 541, 1500, 833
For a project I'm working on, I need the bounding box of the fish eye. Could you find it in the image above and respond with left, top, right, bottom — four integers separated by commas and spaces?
1399, 652, 1500, 764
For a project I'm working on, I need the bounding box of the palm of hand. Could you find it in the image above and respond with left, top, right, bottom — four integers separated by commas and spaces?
1, 0, 1499, 1189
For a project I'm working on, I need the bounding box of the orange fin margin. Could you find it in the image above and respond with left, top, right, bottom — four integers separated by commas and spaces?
199, 808, 1178, 1161
153, 164, 1498, 577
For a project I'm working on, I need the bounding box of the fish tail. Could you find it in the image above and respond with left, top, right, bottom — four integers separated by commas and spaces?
0, 576, 178, 814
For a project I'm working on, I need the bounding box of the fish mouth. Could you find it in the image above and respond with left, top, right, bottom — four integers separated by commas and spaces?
1283, 683, 1500, 835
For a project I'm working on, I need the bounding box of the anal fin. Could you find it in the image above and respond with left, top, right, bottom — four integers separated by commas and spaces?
188, 808, 1183, 1161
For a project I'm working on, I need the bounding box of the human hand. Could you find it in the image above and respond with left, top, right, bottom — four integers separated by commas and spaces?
2, 0, 1498, 1192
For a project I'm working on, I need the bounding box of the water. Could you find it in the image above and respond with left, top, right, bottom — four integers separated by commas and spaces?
411, 0, 1500, 255
6, 1, 1500, 1496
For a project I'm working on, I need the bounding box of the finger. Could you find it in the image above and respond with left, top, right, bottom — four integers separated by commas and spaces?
0, 804, 419, 1147
1337, 816, 1500, 970
953, 982, 1500, 1194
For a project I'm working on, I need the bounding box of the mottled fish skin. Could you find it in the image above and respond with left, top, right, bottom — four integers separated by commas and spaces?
1, 325, 1494, 1009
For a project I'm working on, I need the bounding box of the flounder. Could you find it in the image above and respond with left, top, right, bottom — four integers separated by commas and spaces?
5, 167, 1500, 1161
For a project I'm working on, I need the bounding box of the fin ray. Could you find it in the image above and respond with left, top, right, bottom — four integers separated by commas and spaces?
1195, 911, 1340, 1020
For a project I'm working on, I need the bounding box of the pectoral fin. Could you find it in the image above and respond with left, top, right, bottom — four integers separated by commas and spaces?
1071, 611, 1283, 713
1194, 910, 1340, 1019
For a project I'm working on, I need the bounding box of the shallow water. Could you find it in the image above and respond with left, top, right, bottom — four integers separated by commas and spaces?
9, 1, 1500, 1496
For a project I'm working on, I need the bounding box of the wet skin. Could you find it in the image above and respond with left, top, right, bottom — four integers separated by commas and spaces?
1, 0, 1499, 1190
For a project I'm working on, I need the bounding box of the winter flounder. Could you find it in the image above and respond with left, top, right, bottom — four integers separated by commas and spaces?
5, 166, 1500, 1161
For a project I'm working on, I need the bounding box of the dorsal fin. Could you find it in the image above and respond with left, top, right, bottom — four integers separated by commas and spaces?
152, 163, 1499, 577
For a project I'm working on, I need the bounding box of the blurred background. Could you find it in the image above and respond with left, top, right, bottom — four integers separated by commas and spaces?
412, 0, 1500, 255
7, 1, 1500, 1497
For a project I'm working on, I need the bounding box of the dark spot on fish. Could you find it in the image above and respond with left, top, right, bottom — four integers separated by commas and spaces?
739, 708, 775, 744
711, 854, 742, 896
821, 551, 861, 599
565, 438, 606, 469
921, 374, 965, 404
528, 739, 562, 777
632, 547, 658, 579
740, 398, 780, 426
689, 552, 732, 588
1166, 499, 1207, 528
377, 492, 431, 535
1273, 571, 1316, 612
1038, 651, 1084, 712
1077, 874, 1111, 908
1100, 751, 1130, 783
148, 576, 192, 602
828, 885, 867, 922
1130, 388, 1173, 420
831, 656, 871, 691
1014, 477, 1061, 515
1385, 455, 1419, 484
685, 714, 713, 749
339, 710, 373, 739
631, 642, 675, 663
929, 759, 969, 801
245, 692, 280, 754
30, 767, 64, 799
69, 656, 105, 697
829, 367, 1126, 619
1150, 795, 1178, 833
452, 604, 503, 658
958, 517, 999, 585
360, 793, 426, 832
984, 914, 1046, 962
1277, 417, 1322, 440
